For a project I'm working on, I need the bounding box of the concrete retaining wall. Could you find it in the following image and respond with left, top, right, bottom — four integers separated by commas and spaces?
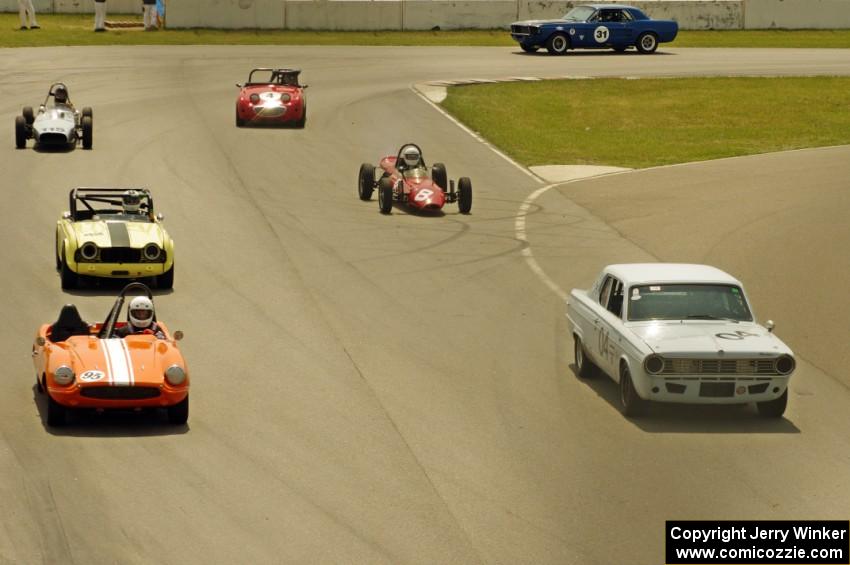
3, 0, 850, 29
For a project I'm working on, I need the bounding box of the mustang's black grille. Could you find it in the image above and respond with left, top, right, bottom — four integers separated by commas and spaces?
511, 25, 539, 36
81, 387, 161, 400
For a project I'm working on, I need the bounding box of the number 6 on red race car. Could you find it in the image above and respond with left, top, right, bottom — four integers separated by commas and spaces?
414, 189, 434, 202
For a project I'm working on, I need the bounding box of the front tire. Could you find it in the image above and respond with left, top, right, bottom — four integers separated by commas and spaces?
431, 163, 448, 192
158, 265, 174, 290
358, 163, 375, 201
82, 107, 93, 119
756, 389, 787, 418
457, 177, 472, 214
235, 106, 245, 127
295, 104, 306, 128
15, 115, 27, 149
619, 365, 648, 417
546, 33, 570, 55
574, 336, 597, 379
60, 251, 78, 290
636, 32, 659, 54
521, 44, 539, 53
23, 106, 35, 125
81, 115, 93, 149
378, 177, 393, 214
47, 395, 67, 427
167, 395, 189, 425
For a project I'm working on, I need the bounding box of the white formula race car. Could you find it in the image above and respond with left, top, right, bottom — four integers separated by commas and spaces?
15, 83, 93, 150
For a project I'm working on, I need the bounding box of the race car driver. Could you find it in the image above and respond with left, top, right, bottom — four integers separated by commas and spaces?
115, 296, 165, 339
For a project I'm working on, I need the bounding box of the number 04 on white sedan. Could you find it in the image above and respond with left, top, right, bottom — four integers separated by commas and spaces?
566, 264, 796, 418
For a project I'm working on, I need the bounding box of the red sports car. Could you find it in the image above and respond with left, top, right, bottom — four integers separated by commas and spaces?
358, 143, 472, 215
235, 68, 307, 128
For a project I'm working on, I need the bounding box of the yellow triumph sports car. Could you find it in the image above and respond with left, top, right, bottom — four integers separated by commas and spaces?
56, 188, 175, 290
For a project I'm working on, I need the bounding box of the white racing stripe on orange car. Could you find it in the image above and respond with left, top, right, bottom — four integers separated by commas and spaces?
104, 338, 134, 386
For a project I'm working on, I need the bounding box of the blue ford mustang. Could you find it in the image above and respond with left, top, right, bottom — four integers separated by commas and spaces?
510, 4, 678, 55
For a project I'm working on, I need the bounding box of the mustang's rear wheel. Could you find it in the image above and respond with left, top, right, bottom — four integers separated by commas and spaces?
574, 336, 597, 379
431, 162, 448, 192
15, 115, 27, 149
61, 251, 78, 290
358, 163, 375, 201
23, 106, 34, 125
546, 33, 570, 55
756, 389, 787, 418
378, 177, 393, 214
47, 395, 67, 427
457, 177, 472, 214
81, 115, 93, 149
158, 265, 174, 290
619, 365, 649, 417
167, 395, 189, 425
636, 32, 659, 54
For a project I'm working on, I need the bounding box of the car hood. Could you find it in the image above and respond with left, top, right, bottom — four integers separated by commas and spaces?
72, 219, 165, 248
627, 321, 793, 357
512, 18, 577, 26
64, 336, 179, 387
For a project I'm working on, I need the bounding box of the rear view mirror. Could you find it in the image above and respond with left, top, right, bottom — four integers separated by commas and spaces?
765, 320, 775, 333
36, 336, 46, 346
173, 330, 184, 341
235, 83, 242, 88
155, 213, 164, 222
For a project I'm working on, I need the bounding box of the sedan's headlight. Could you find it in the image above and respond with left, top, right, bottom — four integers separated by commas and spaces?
644, 354, 665, 375
165, 365, 186, 386
54, 366, 75, 386
775, 355, 795, 375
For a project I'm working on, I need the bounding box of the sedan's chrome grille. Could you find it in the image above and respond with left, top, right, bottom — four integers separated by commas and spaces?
660, 358, 779, 375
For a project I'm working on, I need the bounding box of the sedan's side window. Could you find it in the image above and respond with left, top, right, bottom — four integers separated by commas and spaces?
599, 276, 613, 307
607, 279, 624, 318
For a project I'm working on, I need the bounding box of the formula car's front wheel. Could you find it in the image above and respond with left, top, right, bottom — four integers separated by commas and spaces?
82, 107, 93, 119
378, 177, 393, 214
157, 265, 174, 290
60, 252, 78, 290
81, 115, 93, 149
47, 395, 67, 427
619, 365, 648, 417
358, 163, 375, 201
431, 163, 448, 192
15, 116, 27, 149
756, 389, 787, 418
574, 336, 597, 379
636, 32, 659, 54
167, 395, 189, 425
457, 177, 472, 214
23, 106, 34, 125
546, 33, 570, 55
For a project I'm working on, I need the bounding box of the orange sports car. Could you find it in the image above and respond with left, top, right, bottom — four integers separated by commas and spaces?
32, 282, 189, 427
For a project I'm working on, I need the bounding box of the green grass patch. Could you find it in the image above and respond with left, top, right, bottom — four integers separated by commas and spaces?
440, 77, 850, 168
3, 14, 850, 48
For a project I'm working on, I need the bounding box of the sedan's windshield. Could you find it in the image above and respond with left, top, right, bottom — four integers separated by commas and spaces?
563, 6, 596, 21
627, 284, 753, 322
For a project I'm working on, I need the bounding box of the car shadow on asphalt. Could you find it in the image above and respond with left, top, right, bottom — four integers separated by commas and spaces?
58, 275, 174, 298
32, 144, 77, 154
32, 385, 190, 437
567, 363, 801, 434
515, 50, 676, 57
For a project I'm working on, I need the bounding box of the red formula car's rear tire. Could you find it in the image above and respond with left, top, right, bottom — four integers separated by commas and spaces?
358, 163, 375, 201
431, 162, 448, 192
15, 115, 27, 149
457, 177, 472, 214
81, 115, 93, 149
378, 177, 393, 215
47, 395, 67, 427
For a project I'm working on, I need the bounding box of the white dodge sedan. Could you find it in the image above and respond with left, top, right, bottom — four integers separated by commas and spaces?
566, 264, 795, 418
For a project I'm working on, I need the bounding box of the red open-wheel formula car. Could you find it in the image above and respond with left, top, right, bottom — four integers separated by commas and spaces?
358, 143, 472, 215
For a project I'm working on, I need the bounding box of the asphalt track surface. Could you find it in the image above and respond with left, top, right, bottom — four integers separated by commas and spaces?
1, 46, 849, 564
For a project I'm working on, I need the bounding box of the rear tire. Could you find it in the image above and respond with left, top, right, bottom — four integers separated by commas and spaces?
15, 115, 26, 149
167, 395, 189, 425
620, 366, 648, 417
636, 32, 658, 54
157, 265, 174, 290
295, 104, 306, 128
756, 389, 787, 418
23, 106, 34, 125
574, 336, 597, 379
47, 395, 67, 427
61, 251, 77, 290
82, 107, 93, 119
457, 177, 472, 214
81, 115, 93, 149
358, 163, 375, 201
431, 162, 448, 192
546, 33, 570, 55
378, 177, 393, 214
235, 106, 245, 127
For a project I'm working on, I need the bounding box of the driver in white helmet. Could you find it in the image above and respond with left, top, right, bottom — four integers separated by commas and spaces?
122, 190, 143, 215
116, 296, 165, 338
397, 144, 424, 172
